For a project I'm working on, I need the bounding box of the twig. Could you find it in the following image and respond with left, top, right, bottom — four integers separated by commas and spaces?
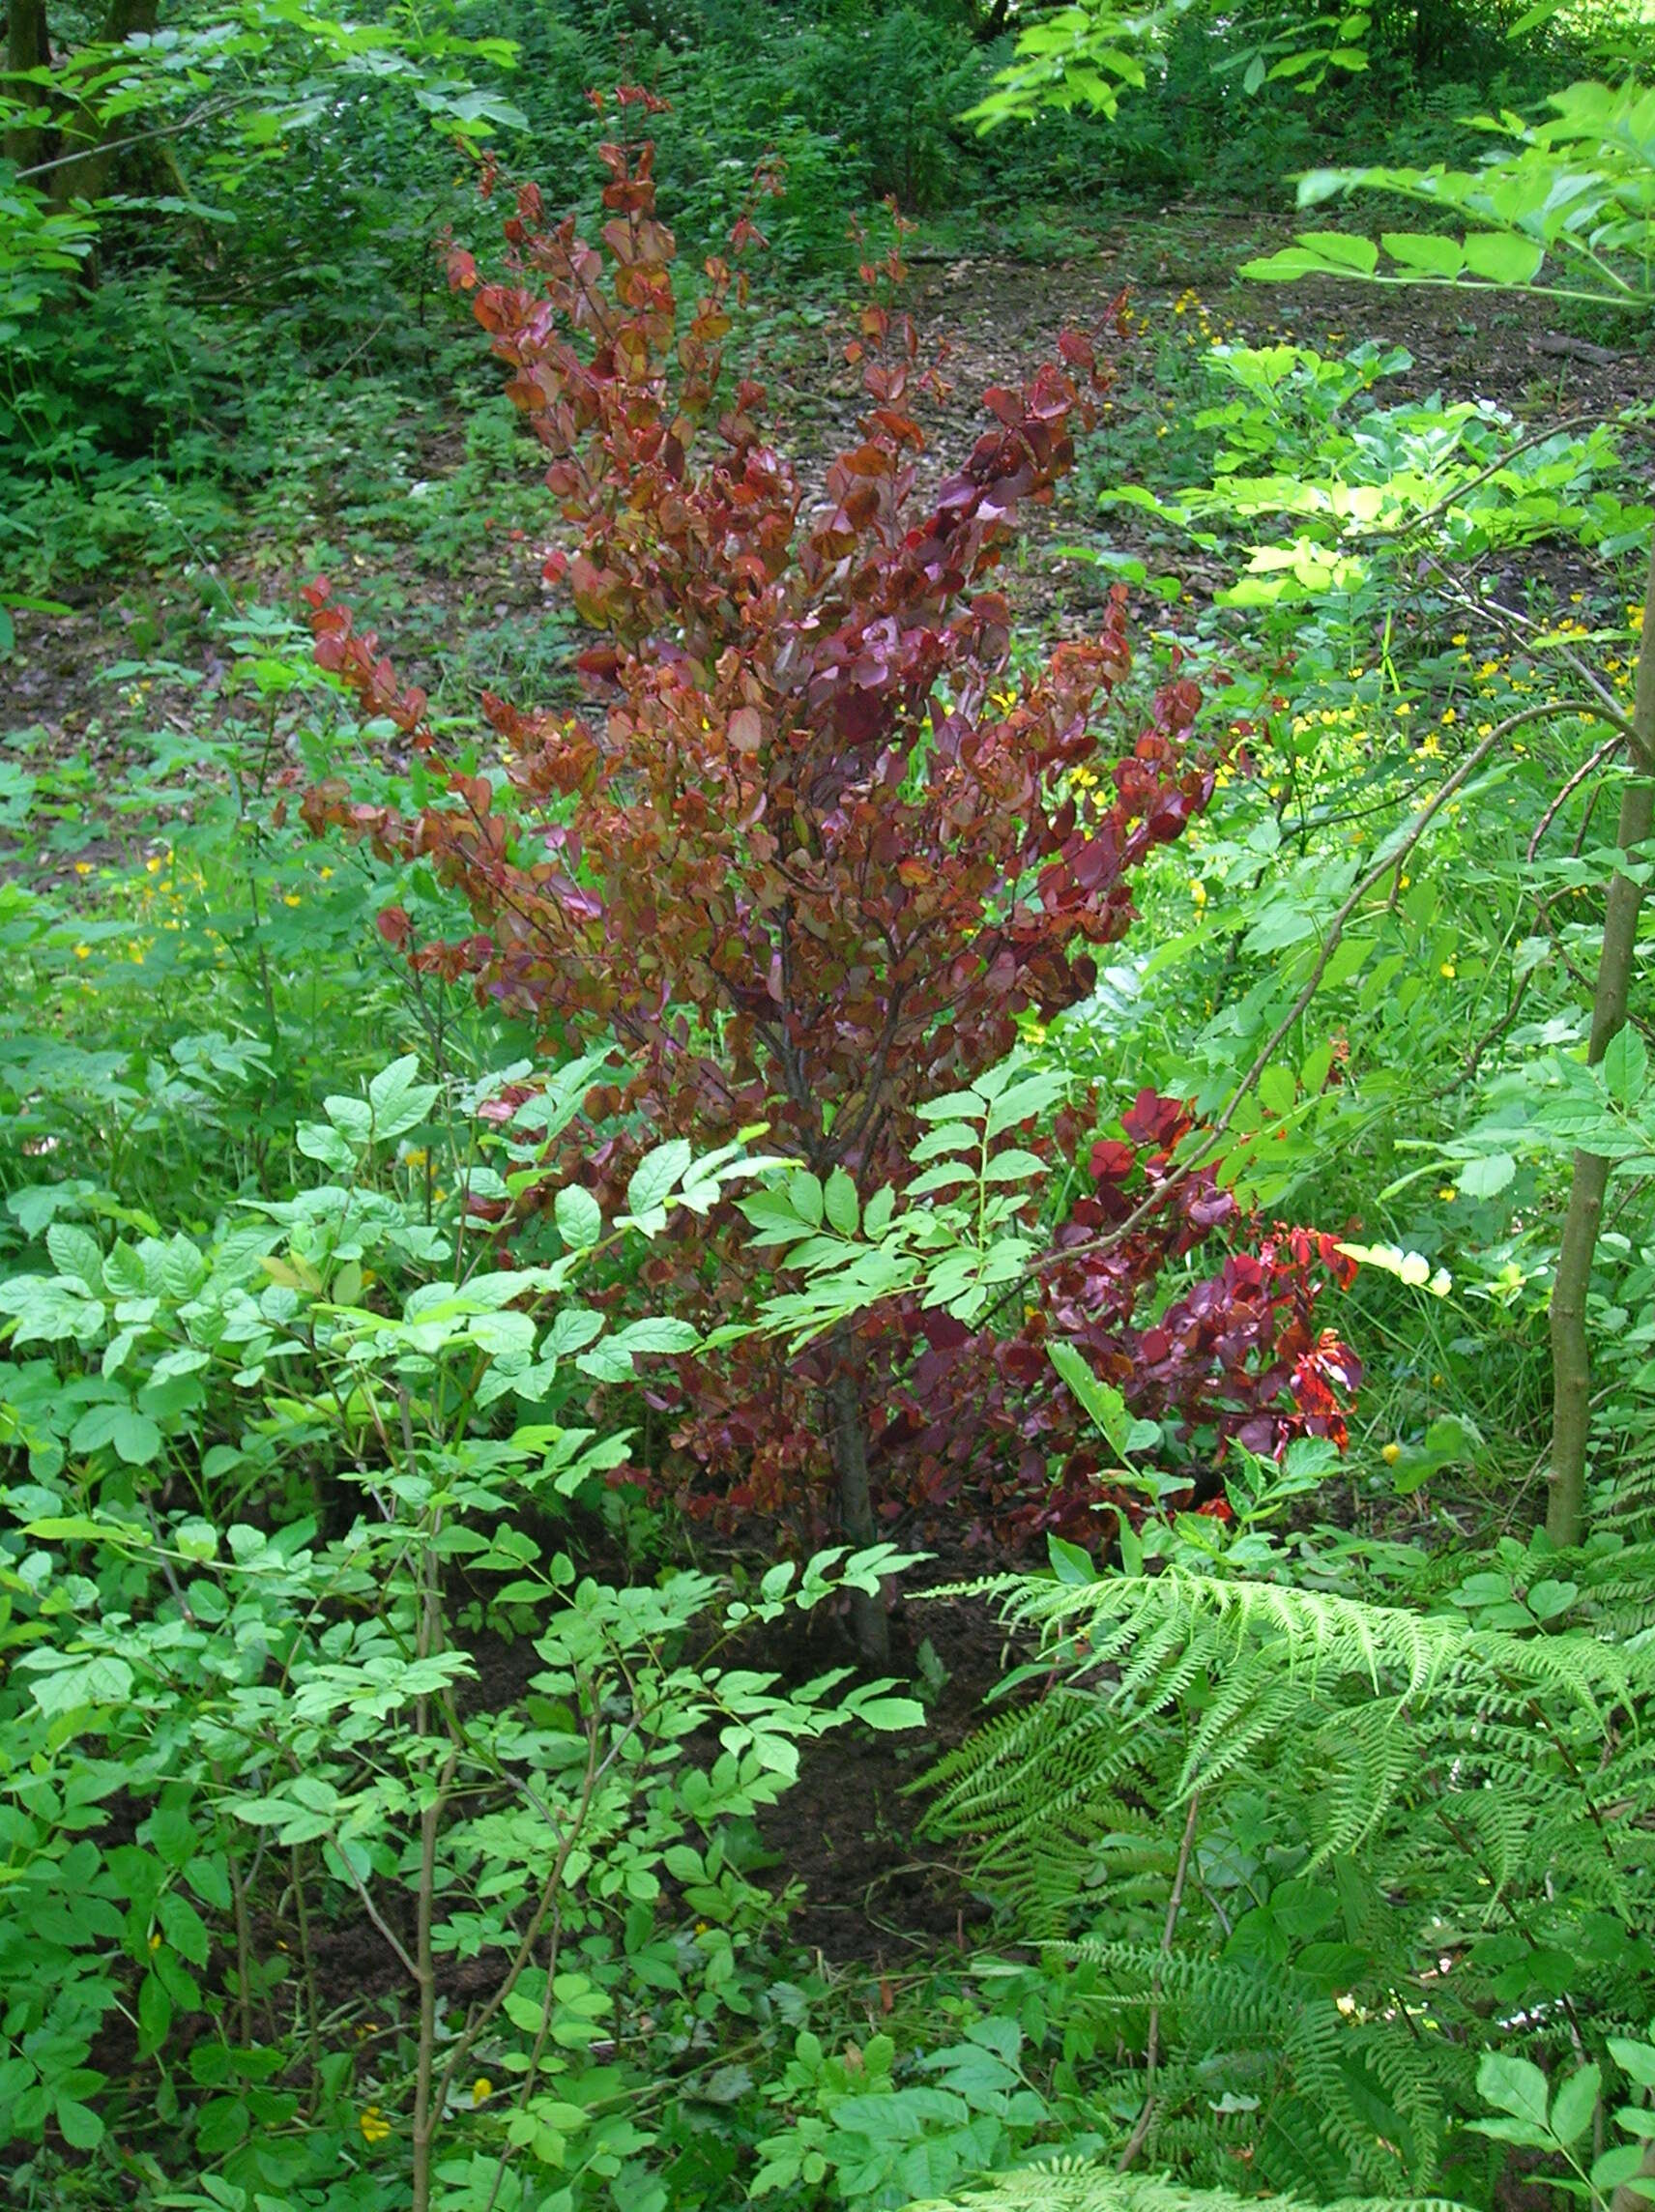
16, 97, 237, 179
1527, 734, 1627, 861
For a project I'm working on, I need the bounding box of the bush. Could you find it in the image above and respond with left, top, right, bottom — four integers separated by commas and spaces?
303, 106, 1357, 1651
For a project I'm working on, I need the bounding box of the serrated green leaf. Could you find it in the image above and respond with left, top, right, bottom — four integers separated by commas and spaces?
1458, 1151, 1516, 1200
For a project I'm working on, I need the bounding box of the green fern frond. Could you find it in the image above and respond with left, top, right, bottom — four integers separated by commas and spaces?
989, 1570, 1633, 1717
900, 2167, 1470, 2212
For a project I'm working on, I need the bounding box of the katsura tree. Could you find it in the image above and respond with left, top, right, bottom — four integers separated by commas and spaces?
305, 97, 1358, 1658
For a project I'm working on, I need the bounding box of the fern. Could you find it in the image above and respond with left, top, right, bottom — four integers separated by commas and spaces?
918, 1553, 1655, 2199
901, 2167, 1469, 2212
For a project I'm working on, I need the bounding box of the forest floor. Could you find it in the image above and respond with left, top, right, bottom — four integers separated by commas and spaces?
8, 201, 1651, 825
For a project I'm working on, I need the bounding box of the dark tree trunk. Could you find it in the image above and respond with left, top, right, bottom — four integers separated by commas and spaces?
4, 0, 52, 170
44, 0, 159, 207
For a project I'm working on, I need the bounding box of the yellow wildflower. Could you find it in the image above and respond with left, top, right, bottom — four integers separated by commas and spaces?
1381, 1442, 1401, 1466
360, 2107, 392, 2144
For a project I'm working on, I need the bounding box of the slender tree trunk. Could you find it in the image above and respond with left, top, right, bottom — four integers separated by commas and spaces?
1546, 533, 1655, 1546
828, 1324, 890, 1669
4, 0, 52, 170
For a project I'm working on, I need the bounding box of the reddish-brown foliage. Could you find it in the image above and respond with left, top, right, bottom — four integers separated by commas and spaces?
303, 111, 1356, 1554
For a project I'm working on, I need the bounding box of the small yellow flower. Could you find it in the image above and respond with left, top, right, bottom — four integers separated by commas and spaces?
1439, 962, 1456, 979
149, 1930, 162, 1950
359, 2106, 392, 2144
1439, 708, 1456, 725
1450, 633, 1467, 646
1190, 879, 1207, 906
319, 865, 334, 880
73, 860, 92, 876
1437, 1186, 1457, 1203
1432, 1372, 1445, 1387
472, 2078, 493, 2106
1393, 702, 1412, 718
282, 893, 302, 908
73, 944, 91, 960
1398, 874, 1410, 889
146, 855, 164, 874
1381, 1442, 1401, 1466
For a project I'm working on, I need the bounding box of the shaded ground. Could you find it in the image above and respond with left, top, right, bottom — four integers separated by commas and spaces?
8, 204, 1652, 819
754, 1560, 1019, 1966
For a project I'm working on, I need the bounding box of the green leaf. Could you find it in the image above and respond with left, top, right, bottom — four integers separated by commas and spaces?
112, 1409, 163, 1466
1458, 1151, 1516, 1200
1047, 1532, 1097, 1586
367, 1054, 439, 1141
47, 1222, 102, 1289
555, 1184, 603, 1250
984, 1070, 1065, 1136
1380, 231, 1465, 278
1550, 2063, 1600, 2147
138, 1969, 173, 2053
609, 1317, 700, 1357
786, 1172, 825, 1229
823, 1169, 859, 1237
1478, 2051, 1553, 2127
102, 1241, 150, 1299
1463, 231, 1545, 285
1248, 231, 1379, 280
55, 2097, 103, 2150
622, 1140, 692, 1225
854, 1696, 925, 1732
1603, 1024, 1649, 1106
1609, 2037, 1655, 2089
1047, 1339, 1132, 1455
